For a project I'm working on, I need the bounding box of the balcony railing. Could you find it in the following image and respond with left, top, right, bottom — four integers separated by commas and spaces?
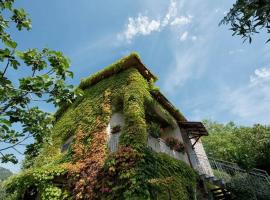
147, 136, 186, 161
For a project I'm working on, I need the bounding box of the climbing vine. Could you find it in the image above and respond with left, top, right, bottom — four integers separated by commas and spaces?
3, 53, 197, 200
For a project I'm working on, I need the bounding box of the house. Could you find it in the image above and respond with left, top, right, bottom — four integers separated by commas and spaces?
5, 53, 222, 200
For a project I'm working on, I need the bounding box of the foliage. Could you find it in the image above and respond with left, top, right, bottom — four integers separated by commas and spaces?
120, 69, 149, 150
202, 120, 270, 172
4, 54, 195, 199
65, 90, 111, 199
0, 0, 80, 164
147, 122, 161, 138
165, 137, 185, 152
95, 147, 197, 200
0, 181, 15, 200
78, 53, 157, 90
226, 174, 270, 200
3, 164, 69, 199
213, 169, 231, 183
220, 0, 270, 43
146, 151, 197, 200
95, 147, 147, 199
111, 125, 121, 134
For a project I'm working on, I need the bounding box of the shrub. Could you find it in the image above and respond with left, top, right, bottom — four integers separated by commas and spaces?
213, 169, 231, 183
226, 173, 270, 200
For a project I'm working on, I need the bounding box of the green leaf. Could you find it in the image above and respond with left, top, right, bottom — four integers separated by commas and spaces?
4, 39, 17, 49
1, 154, 18, 164
15, 50, 24, 59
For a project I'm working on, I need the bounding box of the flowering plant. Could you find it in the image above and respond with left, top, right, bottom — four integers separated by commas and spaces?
165, 137, 184, 152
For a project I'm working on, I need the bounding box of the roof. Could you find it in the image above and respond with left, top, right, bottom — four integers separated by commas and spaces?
78, 53, 187, 122
79, 53, 157, 90
56, 53, 208, 136
178, 121, 208, 136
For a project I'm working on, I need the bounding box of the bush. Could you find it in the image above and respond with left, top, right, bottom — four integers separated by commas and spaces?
227, 174, 270, 200
213, 169, 231, 183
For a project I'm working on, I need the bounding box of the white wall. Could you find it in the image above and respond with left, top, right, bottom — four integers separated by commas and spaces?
147, 136, 188, 162
159, 126, 190, 164
107, 112, 124, 152
192, 139, 214, 176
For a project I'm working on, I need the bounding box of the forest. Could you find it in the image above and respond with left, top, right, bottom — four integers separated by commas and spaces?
202, 120, 270, 173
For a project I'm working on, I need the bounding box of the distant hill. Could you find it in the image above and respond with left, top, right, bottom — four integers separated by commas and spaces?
0, 167, 12, 181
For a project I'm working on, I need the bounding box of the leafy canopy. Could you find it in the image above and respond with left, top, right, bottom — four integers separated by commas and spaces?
202, 120, 270, 172
0, 0, 81, 165
220, 0, 270, 43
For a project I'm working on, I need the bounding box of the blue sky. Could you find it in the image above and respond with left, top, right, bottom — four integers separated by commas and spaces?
2, 0, 270, 172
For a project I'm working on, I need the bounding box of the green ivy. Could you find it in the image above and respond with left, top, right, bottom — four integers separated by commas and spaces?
4, 165, 68, 199
4, 54, 195, 199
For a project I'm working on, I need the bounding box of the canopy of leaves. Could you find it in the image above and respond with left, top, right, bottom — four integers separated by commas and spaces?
202, 120, 270, 172
220, 0, 270, 43
0, 0, 81, 165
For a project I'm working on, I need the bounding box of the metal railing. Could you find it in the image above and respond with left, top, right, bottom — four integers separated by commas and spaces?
194, 153, 270, 183
193, 153, 270, 198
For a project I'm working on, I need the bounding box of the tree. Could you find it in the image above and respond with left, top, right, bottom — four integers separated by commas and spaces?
220, 0, 270, 43
202, 120, 270, 172
0, 0, 81, 165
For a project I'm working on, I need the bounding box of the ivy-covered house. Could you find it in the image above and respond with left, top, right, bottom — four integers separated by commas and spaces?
5, 53, 218, 199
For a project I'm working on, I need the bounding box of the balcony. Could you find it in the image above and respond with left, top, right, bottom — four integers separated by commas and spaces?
147, 135, 186, 162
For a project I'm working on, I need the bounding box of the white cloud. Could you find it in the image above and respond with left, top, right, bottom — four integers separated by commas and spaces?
170, 16, 192, 26
180, 31, 188, 41
162, 0, 177, 26
163, 7, 219, 93
191, 36, 197, 41
228, 48, 244, 55
219, 68, 270, 124
215, 8, 220, 13
220, 85, 270, 124
250, 67, 270, 86
163, 40, 208, 92
119, 0, 191, 42
123, 14, 160, 41
179, 32, 198, 42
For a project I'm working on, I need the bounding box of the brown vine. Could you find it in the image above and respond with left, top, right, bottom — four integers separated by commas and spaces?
65, 90, 111, 199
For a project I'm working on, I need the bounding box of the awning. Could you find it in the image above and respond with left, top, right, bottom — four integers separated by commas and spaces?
178, 121, 208, 148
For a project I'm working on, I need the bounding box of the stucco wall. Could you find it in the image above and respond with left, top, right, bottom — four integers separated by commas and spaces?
159, 126, 190, 164
106, 111, 212, 177
179, 130, 213, 176
147, 136, 188, 162
192, 139, 213, 176
107, 112, 124, 152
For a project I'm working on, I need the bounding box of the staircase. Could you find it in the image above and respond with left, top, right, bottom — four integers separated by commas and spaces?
210, 188, 232, 200
199, 173, 232, 200
193, 154, 270, 200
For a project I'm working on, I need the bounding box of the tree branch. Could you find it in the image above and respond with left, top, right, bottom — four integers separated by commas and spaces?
1, 59, 10, 77
12, 146, 24, 155
0, 134, 31, 152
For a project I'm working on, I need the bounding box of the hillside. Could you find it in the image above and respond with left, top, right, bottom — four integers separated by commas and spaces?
0, 167, 12, 181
